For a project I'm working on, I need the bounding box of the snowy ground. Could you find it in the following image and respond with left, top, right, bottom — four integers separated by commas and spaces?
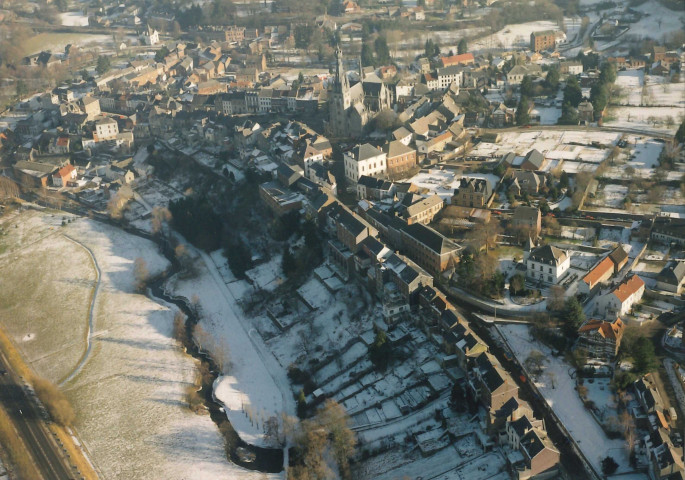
470, 21, 560, 52
167, 248, 295, 452
0, 210, 273, 479
624, 1, 685, 41
497, 324, 636, 477
404, 169, 500, 204
60, 11, 89, 26
605, 106, 684, 135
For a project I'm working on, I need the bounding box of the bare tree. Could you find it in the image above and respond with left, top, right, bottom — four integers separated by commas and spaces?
133, 257, 149, 293
264, 416, 281, 447
151, 206, 172, 236
525, 350, 545, 377
173, 311, 187, 345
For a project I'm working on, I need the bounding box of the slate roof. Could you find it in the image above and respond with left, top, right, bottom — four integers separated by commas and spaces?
352, 143, 384, 162
403, 223, 460, 255
528, 245, 568, 266
657, 261, 685, 286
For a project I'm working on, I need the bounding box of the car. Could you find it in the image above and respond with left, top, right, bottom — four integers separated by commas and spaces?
0, 369, 6, 375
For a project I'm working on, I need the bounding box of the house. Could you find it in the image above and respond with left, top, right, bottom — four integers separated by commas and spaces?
94, 117, 119, 141
511, 206, 542, 237
452, 178, 491, 208
520, 149, 546, 171
656, 261, 685, 294
259, 181, 304, 216
608, 245, 629, 273
384, 140, 417, 176
560, 60, 583, 75
530, 31, 557, 52
511, 171, 544, 194
469, 353, 519, 411
401, 223, 461, 275
635, 374, 664, 415
51, 164, 77, 187
49, 136, 70, 155
356, 176, 394, 201
343, 143, 387, 183
652, 217, 685, 246
506, 64, 543, 84
141, 25, 159, 46
579, 256, 614, 295
13, 160, 57, 187
435, 66, 463, 90
403, 194, 444, 225
577, 318, 625, 359
596, 275, 645, 319
511, 424, 561, 480
526, 245, 570, 285
439, 53, 475, 68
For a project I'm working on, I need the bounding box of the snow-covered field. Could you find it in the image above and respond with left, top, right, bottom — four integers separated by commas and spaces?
60, 11, 89, 26
605, 106, 684, 134
470, 21, 560, 51
0, 210, 274, 480
498, 324, 636, 477
625, 1, 685, 41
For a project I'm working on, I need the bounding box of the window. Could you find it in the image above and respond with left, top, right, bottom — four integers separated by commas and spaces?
548, 267, 552, 273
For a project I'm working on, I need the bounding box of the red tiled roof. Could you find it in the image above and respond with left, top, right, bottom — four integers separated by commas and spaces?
56, 136, 69, 146
578, 318, 624, 340
582, 256, 613, 287
440, 53, 474, 66
55, 164, 75, 178
612, 275, 645, 303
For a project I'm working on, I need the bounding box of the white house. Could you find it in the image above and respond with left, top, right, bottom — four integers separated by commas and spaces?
595, 275, 645, 319
525, 244, 570, 285
141, 25, 159, 46
343, 143, 387, 183
435, 66, 463, 90
95, 117, 119, 141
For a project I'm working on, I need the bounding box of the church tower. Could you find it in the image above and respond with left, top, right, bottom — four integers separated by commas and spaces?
328, 46, 351, 137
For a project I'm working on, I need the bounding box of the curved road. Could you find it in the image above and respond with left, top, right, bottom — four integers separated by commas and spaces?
0, 351, 77, 479
58, 234, 102, 387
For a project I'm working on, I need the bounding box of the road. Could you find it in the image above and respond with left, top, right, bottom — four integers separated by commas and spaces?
0, 352, 77, 479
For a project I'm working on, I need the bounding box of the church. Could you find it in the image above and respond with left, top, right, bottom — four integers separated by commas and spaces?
327, 46, 392, 138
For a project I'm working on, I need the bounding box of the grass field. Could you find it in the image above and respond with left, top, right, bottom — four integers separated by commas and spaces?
0, 209, 279, 479
0, 212, 93, 383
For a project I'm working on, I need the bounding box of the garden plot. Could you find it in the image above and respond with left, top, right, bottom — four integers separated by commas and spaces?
297, 277, 334, 310
584, 377, 619, 424
245, 254, 284, 291
643, 81, 685, 107
593, 184, 628, 208
313, 342, 368, 385
209, 250, 252, 300
498, 324, 632, 476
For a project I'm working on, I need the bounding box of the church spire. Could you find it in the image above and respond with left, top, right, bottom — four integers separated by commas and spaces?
334, 45, 349, 94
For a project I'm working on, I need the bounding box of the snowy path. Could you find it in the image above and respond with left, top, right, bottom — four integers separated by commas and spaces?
59, 234, 101, 387
197, 250, 293, 468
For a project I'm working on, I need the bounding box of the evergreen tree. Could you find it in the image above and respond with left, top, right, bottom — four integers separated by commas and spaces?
563, 76, 583, 107
361, 43, 374, 67
96, 55, 111, 75
545, 66, 560, 90
516, 96, 531, 125
520, 75, 534, 98
562, 296, 585, 337
632, 337, 657, 374
590, 83, 609, 115
675, 120, 685, 143
374, 36, 391, 65
457, 38, 467, 55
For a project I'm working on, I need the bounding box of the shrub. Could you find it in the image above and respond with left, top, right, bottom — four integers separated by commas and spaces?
31, 376, 75, 427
